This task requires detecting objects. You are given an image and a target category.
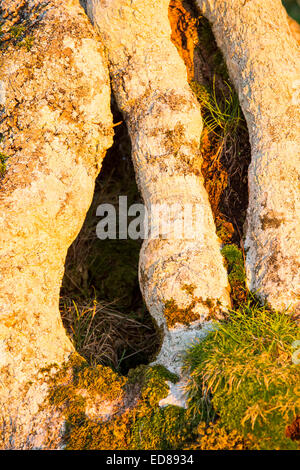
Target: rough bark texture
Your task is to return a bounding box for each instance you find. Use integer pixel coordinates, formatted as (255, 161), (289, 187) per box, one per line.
(85, 0), (231, 383)
(0, 0), (113, 448)
(197, 0), (300, 313)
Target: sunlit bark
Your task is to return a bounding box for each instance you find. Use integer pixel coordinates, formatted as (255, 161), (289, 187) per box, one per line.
(86, 0), (231, 386)
(197, 0), (300, 313)
(0, 0), (113, 448)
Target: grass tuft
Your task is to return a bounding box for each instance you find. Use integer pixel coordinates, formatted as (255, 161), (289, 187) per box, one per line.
(190, 78), (241, 140)
(183, 302), (300, 449)
(221, 244), (247, 305)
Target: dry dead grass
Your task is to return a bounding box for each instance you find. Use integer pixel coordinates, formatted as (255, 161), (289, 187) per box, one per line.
(60, 297), (158, 372)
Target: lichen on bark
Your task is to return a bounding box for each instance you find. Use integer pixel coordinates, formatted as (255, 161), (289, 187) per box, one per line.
(196, 0), (300, 314)
(85, 0), (231, 387)
(0, 0), (299, 450)
(0, 0), (113, 448)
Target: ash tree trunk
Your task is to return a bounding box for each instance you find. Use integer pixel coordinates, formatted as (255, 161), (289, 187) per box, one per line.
(196, 0), (300, 314)
(0, 0), (113, 448)
(0, 0), (299, 449)
(85, 0), (231, 388)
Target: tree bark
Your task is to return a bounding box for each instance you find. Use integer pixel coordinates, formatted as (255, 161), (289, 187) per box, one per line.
(0, 0), (113, 448)
(85, 0), (231, 383)
(1, 0), (298, 448)
(197, 0), (300, 314)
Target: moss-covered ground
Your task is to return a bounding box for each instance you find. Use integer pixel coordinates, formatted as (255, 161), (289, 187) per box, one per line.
(46, 299), (300, 450)
(183, 301), (300, 450)
(47, 355), (199, 450)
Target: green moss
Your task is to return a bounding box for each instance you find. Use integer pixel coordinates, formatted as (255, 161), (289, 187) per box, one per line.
(48, 355), (125, 406)
(134, 364), (179, 386)
(9, 24), (26, 40)
(221, 244), (247, 305)
(130, 403), (194, 450)
(188, 422), (250, 450)
(46, 358), (198, 450)
(75, 364), (126, 400)
(183, 303), (300, 450)
(18, 35), (34, 51)
(0, 23), (35, 51)
(128, 366), (198, 450)
(221, 244), (245, 280)
(0, 152), (9, 176)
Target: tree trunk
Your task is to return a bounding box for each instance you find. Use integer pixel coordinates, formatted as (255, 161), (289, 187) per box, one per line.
(1, 0), (299, 449)
(0, 0), (113, 448)
(197, 0), (300, 313)
(85, 0), (231, 384)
